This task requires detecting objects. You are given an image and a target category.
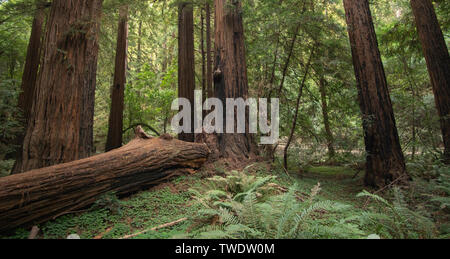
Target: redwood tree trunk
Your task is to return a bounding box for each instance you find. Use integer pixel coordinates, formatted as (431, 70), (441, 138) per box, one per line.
(105, 5), (128, 152)
(319, 77), (335, 159)
(206, 3), (213, 99)
(18, 1), (46, 124)
(178, 2), (195, 142)
(410, 0), (450, 164)
(10, 2), (46, 173)
(201, 7), (206, 118)
(15, 0), (103, 173)
(213, 0), (257, 161)
(0, 129), (209, 233)
(343, 0), (409, 188)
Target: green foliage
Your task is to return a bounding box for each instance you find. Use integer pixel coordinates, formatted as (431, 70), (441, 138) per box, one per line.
(357, 188), (437, 239)
(0, 159), (14, 177)
(0, 79), (23, 159)
(186, 170), (367, 239)
(430, 167), (450, 211)
(92, 192), (123, 215)
(1, 0), (449, 240)
(21, 185), (200, 239)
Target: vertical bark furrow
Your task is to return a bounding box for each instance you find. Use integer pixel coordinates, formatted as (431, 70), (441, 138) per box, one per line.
(343, 0), (409, 187)
(410, 0), (450, 164)
(16, 0), (103, 172)
(213, 0), (257, 161)
(106, 5), (128, 152)
(178, 2), (195, 142)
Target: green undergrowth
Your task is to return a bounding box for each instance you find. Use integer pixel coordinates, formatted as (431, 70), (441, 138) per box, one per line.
(2, 158), (448, 239)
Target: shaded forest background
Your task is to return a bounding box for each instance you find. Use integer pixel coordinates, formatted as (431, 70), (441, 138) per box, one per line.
(0, 0), (449, 239)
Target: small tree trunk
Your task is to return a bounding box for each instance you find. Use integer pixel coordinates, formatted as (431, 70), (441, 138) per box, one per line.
(137, 20), (142, 73)
(319, 77), (335, 159)
(343, 0), (409, 188)
(206, 3), (213, 98)
(105, 5), (128, 152)
(201, 7), (206, 118)
(283, 48), (314, 171)
(15, 0), (103, 173)
(410, 0), (450, 164)
(277, 23), (301, 95)
(178, 2), (195, 142)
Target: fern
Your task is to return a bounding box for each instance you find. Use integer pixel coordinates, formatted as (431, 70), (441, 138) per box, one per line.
(356, 188), (437, 239)
(185, 170), (367, 239)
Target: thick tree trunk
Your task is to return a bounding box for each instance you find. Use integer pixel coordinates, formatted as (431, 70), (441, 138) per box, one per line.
(10, 2), (46, 172)
(206, 3), (213, 99)
(14, 0), (103, 173)
(319, 77), (335, 159)
(212, 0), (257, 162)
(178, 2), (195, 142)
(343, 0), (409, 188)
(410, 0), (450, 164)
(0, 128), (209, 233)
(105, 5), (128, 152)
(18, 1), (46, 124)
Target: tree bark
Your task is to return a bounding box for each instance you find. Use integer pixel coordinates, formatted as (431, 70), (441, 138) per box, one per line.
(14, 0), (103, 173)
(10, 1), (47, 173)
(206, 3), (213, 99)
(105, 5), (128, 152)
(18, 1), (46, 124)
(0, 128), (209, 233)
(201, 7), (206, 118)
(343, 0), (409, 188)
(178, 2), (195, 142)
(410, 0), (450, 164)
(319, 77), (335, 159)
(213, 0), (257, 161)
(137, 20), (142, 73)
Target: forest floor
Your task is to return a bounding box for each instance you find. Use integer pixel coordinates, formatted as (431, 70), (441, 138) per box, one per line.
(1, 158), (449, 239)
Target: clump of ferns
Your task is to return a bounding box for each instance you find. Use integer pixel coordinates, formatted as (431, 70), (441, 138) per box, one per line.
(356, 187), (437, 239)
(187, 170), (366, 239)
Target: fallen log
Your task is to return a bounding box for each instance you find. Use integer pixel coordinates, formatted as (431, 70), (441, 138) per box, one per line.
(0, 127), (209, 233)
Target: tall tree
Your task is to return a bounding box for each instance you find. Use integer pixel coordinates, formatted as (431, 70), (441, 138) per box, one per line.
(18, 1), (47, 124)
(213, 0), (257, 160)
(200, 7), (206, 115)
(105, 5), (128, 152)
(410, 0), (450, 164)
(10, 1), (47, 173)
(343, 0), (409, 188)
(178, 2), (195, 142)
(318, 76), (335, 159)
(206, 2), (213, 98)
(14, 0), (103, 173)
(283, 48), (315, 170)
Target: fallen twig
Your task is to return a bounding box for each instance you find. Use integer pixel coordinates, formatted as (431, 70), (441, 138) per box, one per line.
(28, 226), (40, 239)
(119, 218), (188, 239)
(93, 227), (113, 239)
(362, 174), (409, 209)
